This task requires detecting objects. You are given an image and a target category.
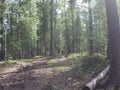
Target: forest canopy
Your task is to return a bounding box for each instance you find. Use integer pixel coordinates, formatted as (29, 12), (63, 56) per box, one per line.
(0, 0), (109, 60)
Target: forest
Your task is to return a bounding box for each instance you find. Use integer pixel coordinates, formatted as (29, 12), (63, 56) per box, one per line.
(0, 0), (120, 90)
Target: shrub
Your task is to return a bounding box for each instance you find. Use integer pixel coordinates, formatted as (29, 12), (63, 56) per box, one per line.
(72, 53), (108, 79)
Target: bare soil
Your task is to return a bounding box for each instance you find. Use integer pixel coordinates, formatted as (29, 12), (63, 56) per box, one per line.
(0, 57), (85, 90)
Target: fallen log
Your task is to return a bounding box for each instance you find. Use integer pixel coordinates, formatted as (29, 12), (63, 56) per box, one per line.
(82, 66), (110, 90)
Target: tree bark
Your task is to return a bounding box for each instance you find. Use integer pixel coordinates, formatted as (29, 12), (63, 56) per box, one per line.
(64, 0), (70, 55)
(88, 0), (94, 55)
(104, 0), (120, 90)
(0, 0), (5, 61)
(50, 0), (55, 57)
(69, 0), (75, 53)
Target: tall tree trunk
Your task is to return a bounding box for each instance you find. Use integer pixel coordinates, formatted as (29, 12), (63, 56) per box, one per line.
(54, 0), (58, 55)
(50, 0), (55, 57)
(88, 0), (94, 55)
(36, 33), (38, 55)
(4, 29), (7, 61)
(104, 0), (120, 90)
(70, 0), (75, 53)
(64, 0), (71, 55)
(0, 0), (5, 61)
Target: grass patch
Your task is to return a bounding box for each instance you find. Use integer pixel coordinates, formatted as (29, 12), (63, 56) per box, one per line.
(8, 58), (33, 63)
(67, 53), (80, 59)
(0, 58), (33, 68)
(67, 52), (88, 59)
(34, 56), (43, 59)
(54, 66), (70, 71)
(47, 59), (58, 67)
(0, 61), (16, 68)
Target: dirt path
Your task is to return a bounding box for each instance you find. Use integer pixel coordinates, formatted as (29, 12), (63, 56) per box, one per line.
(0, 57), (83, 90)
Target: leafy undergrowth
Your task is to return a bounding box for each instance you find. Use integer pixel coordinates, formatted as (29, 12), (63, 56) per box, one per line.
(72, 53), (108, 80)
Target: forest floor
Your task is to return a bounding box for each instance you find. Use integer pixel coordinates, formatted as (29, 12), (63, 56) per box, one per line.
(0, 56), (90, 90)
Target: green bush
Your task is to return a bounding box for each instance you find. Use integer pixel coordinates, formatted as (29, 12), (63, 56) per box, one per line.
(72, 53), (108, 79)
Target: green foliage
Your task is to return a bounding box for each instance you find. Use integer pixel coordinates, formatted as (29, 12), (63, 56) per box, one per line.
(0, 3), (6, 12)
(37, 0), (50, 55)
(67, 53), (80, 59)
(6, 0), (38, 59)
(0, 61), (16, 68)
(1, 0), (108, 60)
(0, 58), (34, 68)
(34, 56), (43, 59)
(72, 53), (108, 79)
(48, 59), (58, 67)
